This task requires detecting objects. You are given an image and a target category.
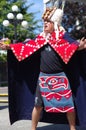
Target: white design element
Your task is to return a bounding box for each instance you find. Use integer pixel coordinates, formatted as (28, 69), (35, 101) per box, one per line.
(41, 90), (71, 98)
(46, 106), (74, 113)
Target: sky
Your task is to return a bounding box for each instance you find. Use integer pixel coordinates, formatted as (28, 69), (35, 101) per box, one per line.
(26, 0), (44, 33)
(27, 0), (43, 20)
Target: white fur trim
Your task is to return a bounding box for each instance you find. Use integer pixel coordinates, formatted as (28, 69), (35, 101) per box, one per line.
(50, 9), (63, 25)
(43, 0), (50, 4)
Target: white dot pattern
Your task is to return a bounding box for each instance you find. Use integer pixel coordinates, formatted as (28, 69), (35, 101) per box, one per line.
(10, 31), (78, 63)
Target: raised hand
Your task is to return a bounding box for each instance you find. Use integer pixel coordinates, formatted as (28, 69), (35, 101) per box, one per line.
(0, 39), (10, 50)
(78, 37), (86, 50)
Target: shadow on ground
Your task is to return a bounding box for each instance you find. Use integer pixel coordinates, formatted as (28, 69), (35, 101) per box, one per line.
(0, 105), (8, 110)
(37, 124), (86, 130)
(3, 120), (86, 130)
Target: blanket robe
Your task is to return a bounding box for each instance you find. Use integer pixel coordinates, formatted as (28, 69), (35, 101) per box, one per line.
(7, 30), (86, 127)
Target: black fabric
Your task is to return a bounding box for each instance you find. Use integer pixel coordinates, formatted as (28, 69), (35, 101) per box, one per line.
(40, 44), (65, 73)
(7, 49), (86, 127)
(7, 50), (40, 124)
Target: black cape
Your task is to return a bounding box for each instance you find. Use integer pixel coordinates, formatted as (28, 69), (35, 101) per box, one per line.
(7, 49), (86, 127)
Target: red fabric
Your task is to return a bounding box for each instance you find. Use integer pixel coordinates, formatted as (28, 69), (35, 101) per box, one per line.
(45, 106), (74, 113)
(41, 90), (72, 101)
(51, 42), (78, 64)
(10, 31), (78, 64)
(10, 40), (38, 61)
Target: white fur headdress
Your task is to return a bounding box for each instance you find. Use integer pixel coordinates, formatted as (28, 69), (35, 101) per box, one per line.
(42, 0), (65, 39)
(42, 0), (65, 26)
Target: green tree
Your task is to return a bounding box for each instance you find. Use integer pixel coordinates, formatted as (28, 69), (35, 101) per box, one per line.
(0, 0), (41, 42)
(0, 0), (42, 62)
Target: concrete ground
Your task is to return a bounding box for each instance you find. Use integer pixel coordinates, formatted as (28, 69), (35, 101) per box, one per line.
(0, 87), (86, 130)
(0, 104), (86, 130)
(0, 103), (52, 130)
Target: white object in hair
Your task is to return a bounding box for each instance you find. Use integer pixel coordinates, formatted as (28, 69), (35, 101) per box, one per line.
(50, 9), (63, 25)
(43, 0), (50, 3)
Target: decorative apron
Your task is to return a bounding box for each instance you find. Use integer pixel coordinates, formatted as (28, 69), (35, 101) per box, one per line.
(39, 72), (74, 113)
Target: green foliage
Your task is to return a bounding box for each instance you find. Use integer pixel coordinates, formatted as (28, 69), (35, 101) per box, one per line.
(0, 0), (42, 62)
(0, 52), (7, 62)
(0, 0), (41, 42)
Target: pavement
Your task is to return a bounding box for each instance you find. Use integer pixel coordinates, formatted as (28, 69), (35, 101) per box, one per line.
(0, 103), (66, 130)
(1, 104), (86, 130)
(0, 104), (71, 130)
(0, 87), (86, 130)
(0, 87), (8, 103)
(0, 103), (52, 130)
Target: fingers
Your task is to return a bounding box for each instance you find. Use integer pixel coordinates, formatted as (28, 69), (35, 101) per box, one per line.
(78, 37), (86, 50)
(81, 37), (86, 41)
(0, 44), (6, 50)
(0, 38), (10, 49)
(83, 38), (86, 49)
(81, 38), (86, 44)
(0, 42), (9, 50)
(0, 41), (3, 44)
